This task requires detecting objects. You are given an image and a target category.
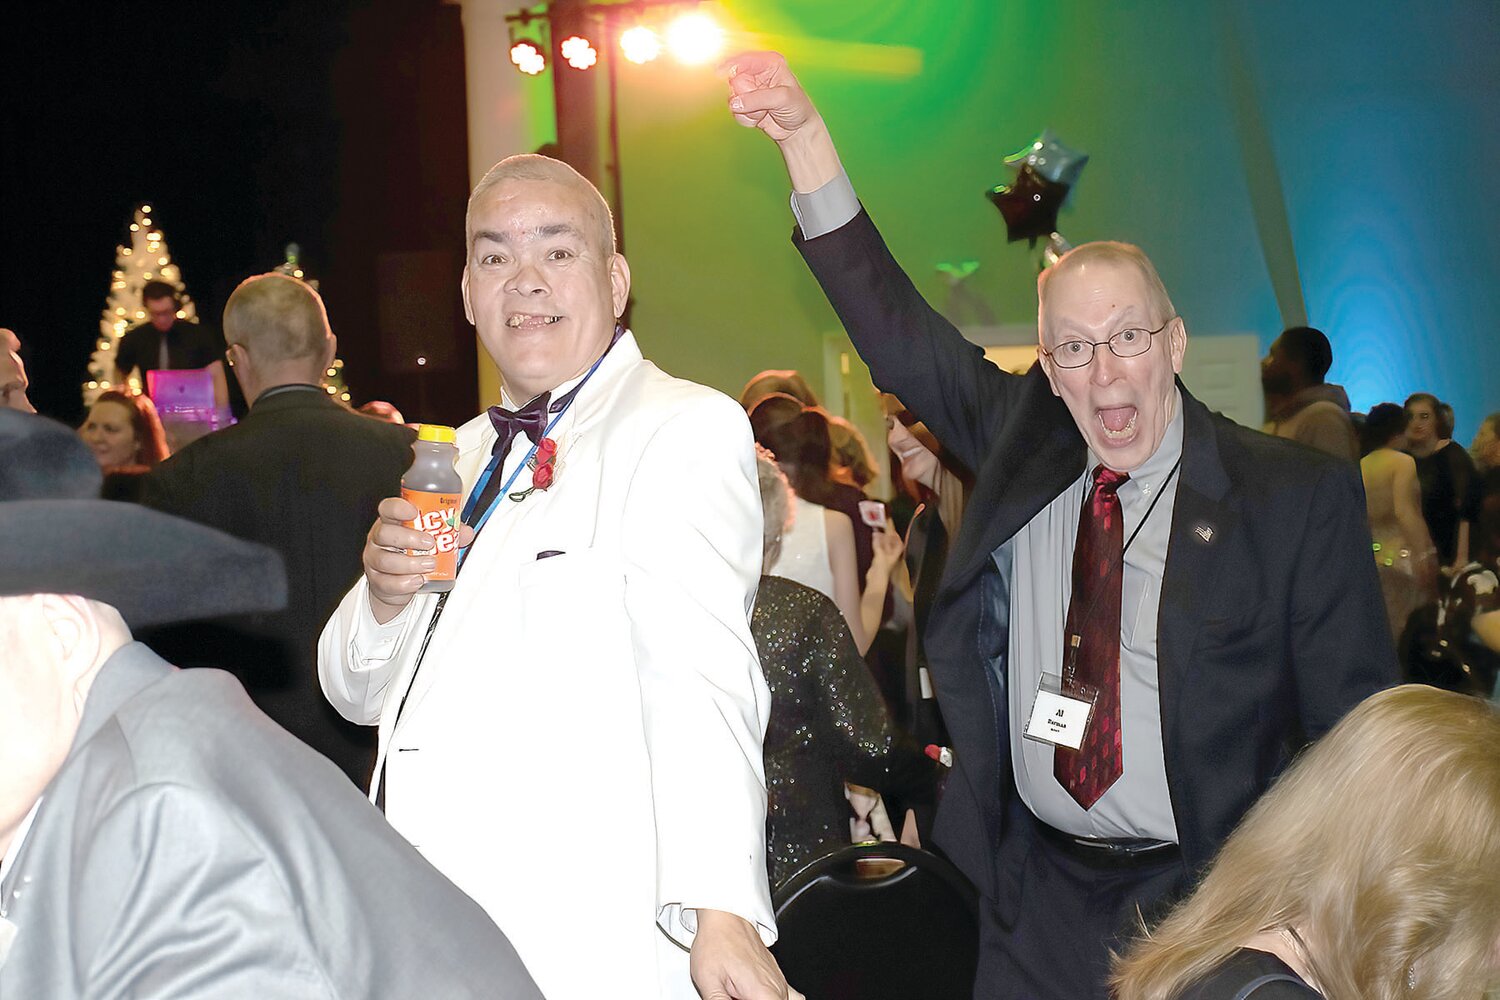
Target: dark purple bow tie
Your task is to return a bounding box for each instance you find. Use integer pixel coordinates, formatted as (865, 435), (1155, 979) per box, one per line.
(487, 392), (551, 457)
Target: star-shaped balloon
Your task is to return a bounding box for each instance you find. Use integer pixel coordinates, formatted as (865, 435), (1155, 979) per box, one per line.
(1004, 129), (1089, 188)
(987, 164), (1069, 245)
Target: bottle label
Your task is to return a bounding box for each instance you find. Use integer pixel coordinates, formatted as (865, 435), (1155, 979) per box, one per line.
(402, 488), (462, 582)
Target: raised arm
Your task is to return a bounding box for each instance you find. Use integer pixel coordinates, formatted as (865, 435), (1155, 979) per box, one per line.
(724, 51), (1019, 474)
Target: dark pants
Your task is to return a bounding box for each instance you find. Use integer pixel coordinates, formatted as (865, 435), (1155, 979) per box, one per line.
(975, 817), (1188, 1000)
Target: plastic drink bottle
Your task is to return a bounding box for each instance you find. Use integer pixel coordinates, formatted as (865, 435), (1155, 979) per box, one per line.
(401, 424), (462, 593)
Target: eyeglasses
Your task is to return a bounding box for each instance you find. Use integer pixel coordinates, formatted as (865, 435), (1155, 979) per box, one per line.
(1040, 317), (1176, 370)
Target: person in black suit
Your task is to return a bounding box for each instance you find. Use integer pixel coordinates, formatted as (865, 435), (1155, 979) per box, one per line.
(725, 53), (1397, 1000)
(143, 273), (414, 787)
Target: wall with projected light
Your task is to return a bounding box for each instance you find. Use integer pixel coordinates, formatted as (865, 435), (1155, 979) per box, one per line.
(508, 0), (1498, 439)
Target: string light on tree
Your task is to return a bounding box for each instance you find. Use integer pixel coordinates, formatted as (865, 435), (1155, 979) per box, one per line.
(86, 204), (198, 405)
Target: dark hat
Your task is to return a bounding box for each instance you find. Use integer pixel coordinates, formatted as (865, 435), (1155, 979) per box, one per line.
(0, 408), (102, 500)
(0, 411), (287, 627)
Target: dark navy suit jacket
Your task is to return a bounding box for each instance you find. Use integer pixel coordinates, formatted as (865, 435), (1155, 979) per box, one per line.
(796, 210), (1397, 920)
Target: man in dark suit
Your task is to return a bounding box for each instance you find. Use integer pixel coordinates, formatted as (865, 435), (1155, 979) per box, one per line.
(114, 279), (229, 407)
(0, 409), (541, 999)
(726, 54), (1397, 999)
(144, 273), (414, 787)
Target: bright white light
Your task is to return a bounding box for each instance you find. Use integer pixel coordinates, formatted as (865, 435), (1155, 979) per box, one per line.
(510, 40), (546, 75)
(560, 35), (597, 70)
(619, 25), (661, 64)
(665, 12), (724, 66)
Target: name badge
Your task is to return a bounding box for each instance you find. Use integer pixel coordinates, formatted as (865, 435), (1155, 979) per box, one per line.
(1023, 672), (1096, 750)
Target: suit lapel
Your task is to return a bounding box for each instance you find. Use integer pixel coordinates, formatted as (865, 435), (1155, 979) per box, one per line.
(389, 339), (643, 733)
(925, 368), (1083, 826)
(943, 368), (1084, 595)
(1155, 388), (1234, 788)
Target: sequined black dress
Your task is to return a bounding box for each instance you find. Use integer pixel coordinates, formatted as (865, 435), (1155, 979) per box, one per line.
(753, 575), (937, 889)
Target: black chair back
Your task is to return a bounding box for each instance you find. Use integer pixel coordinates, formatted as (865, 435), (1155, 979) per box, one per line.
(771, 843), (979, 1000)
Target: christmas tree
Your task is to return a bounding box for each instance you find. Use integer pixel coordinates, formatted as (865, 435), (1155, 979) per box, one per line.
(86, 204), (199, 405)
(272, 243), (352, 406)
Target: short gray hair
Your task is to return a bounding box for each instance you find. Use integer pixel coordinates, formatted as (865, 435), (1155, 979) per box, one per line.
(223, 273), (330, 365)
(754, 445), (794, 567)
(465, 154), (615, 257)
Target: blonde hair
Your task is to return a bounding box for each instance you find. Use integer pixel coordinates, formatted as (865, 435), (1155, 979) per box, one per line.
(466, 154), (615, 257)
(1113, 685), (1500, 1000)
(740, 369), (819, 411)
(1037, 241), (1176, 339)
(827, 416), (877, 488)
(223, 273), (330, 365)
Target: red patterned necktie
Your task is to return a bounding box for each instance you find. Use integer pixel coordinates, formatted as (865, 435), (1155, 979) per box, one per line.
(1055, 465), (1129, 809)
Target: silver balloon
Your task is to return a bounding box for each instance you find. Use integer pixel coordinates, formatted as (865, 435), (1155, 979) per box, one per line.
(1005, 129), (1089, 188)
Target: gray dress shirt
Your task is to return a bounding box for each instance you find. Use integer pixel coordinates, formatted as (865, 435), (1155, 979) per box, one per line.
(1005, 402), (1183, 840)
(794, 172), (1182, 840)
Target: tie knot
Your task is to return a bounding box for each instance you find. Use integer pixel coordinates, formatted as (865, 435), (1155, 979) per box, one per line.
(1092, 465), (1129, 494)
(487, 392), (551, 456)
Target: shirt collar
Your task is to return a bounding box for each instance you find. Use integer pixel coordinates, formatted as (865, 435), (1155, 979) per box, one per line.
(1086, 387), (1185, 500)
(252, 383), (325, 407)
(498, 367), (589, 413)
(1, 798), (41, 883)
(496, 324), (626, 411)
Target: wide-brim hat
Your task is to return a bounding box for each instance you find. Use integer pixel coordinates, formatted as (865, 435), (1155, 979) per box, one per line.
(0, 411), (287, 627)
(0, 406), (102, 500)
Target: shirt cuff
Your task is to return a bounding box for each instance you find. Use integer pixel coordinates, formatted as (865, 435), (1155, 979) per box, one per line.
(349, 592), (416, 666)
(790, 168), (860, 240)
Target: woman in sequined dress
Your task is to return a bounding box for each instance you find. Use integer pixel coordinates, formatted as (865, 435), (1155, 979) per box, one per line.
(751, 448), (938, 888)
(1360, 404), (1437, 642)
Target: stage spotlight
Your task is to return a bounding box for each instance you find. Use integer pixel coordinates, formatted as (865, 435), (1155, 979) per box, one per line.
(665, 11), (724, 66)
(560, 35), (598, 70)
(619, 25), (661, 64)
(510, 39), (546, 75)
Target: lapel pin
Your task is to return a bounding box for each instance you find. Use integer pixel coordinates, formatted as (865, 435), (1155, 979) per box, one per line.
(1194, 523), (1215, 543)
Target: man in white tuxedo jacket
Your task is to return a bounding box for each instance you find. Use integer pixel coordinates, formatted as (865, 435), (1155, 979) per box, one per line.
(318, 155), (790, 1000)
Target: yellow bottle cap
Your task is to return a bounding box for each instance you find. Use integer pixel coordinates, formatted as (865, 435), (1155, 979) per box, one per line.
(416, 423), (457, 444)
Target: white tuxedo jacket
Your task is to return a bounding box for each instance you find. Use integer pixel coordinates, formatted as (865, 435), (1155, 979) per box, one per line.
(318, 333), (775, 999)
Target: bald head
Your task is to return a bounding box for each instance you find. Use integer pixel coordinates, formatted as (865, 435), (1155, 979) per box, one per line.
(466, 154), (615, 258)
(1037, 241), (1175, 342)
(224, 273), (333, 367)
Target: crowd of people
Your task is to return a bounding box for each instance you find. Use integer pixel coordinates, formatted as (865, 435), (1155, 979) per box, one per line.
(1, 50), (1498, 1000)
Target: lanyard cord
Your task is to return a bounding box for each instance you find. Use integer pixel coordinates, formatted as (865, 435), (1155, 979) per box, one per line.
(1062, 457), (1182, 687)
(460, 347), (610, 550)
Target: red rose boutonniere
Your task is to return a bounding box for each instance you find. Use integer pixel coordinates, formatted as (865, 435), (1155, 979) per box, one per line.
(509, 437), (559, 502)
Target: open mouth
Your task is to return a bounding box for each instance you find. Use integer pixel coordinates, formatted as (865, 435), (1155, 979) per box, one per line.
(1096, 405), (1138, 443)
(506, 314), (562, 329)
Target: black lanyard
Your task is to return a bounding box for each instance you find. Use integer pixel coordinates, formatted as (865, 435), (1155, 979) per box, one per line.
(1062, 457), (1182, 687)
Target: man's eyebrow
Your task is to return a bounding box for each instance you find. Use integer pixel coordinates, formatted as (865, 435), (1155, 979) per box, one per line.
(473, 223), (584, 245)
(532, 223), (584, 240)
